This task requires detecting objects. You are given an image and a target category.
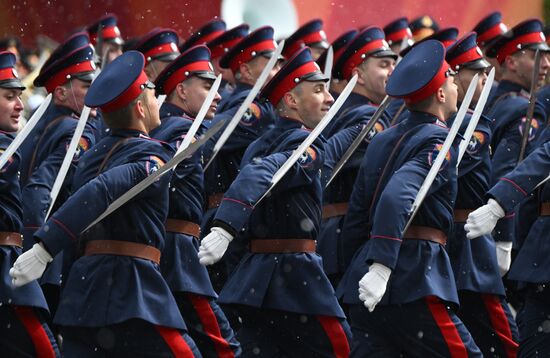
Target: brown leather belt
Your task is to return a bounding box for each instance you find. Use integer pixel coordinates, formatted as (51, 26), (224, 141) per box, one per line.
(84, 240), (161, 265)
(249, 239), (316, 253)
(453, 209), (473, 223)
(165, 219), (201, 238)
(540, 202), (550, 216)
(322, 203), (349, 219)
(0, 232), (23, 248)
(208, 193), (224, 210)
(403, 226), (447, 246)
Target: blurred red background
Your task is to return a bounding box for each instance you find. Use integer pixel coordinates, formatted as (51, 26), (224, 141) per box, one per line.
(0, 0), (543, 46)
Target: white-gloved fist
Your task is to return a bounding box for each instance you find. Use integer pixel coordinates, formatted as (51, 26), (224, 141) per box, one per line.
(358, 262), (392, 312)
(9, 243), (52, 287)
(464, 199), (505, 239)
(198, 227), (234, 266)
(495, 241), (513, 277)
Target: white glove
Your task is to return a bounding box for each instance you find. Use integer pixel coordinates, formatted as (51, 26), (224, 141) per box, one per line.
(198, 227), (234, 266)
(464, 199), (505, 239)
(9, 243), (53, 287)
(358, 262), (392, 312)
(495, 241), (513, 277)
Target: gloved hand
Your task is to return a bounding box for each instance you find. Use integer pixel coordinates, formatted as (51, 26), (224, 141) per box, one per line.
(10, 243), (52, 287)
(358, 262), (392, 312)
(198, 227), (234, 266)
(465, 199), (505, 239)
(495, 241), (513, 277)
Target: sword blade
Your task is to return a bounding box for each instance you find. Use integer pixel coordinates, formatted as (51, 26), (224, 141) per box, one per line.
(456, 68), (495, 165)
(45, 106), (91, 219)
(203, 40), (285, 170)
(324, 46), (334, 89)
(518, 49), (541, 163)
(83, 119), (226, 232)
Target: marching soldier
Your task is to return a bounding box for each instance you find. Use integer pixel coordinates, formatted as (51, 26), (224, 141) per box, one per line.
(134, 27), (180, 82)
(20, 39), (98, 327)
(446, 32), (519, 357)
(318, 26), (397, 285)
(383, 17), (413, 54)
(338, 40), (481, 356)
(11, 51), (201, 356)
(473, 11), (508, 82)
(0, 51), (60, 357)
(151, 45), (241, 357)
(198, 47), (351, 356)
(483, 19), (550, 281)
(200, 26), (281, 289)
(465, 133), (550, 356)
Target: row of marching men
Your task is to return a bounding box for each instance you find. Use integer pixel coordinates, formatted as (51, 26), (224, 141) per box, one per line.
(1, 9), (550, 357)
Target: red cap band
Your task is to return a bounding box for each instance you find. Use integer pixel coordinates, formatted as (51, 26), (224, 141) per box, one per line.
(229, 39), (276, 73)
(496, 32), (545, 64)
(386, 28), (412, 44)
(477, 23), (505, 45)
(343, 39), (387, 80)
(441, 39), (456, 48)
(0, 67), (18, 82)
(44, 60), (96, 93)
(268, 61), (321, 105)
(210, 37), (243, 59)
(90, 25), (121, 45)
(404, 61), (449, 104)
(448, 46), (483, 69)
(196, 30), (225, 45)
(163, 61), (213, 95)
(101, 71), (148, 112)
(143, 43), (179, 62)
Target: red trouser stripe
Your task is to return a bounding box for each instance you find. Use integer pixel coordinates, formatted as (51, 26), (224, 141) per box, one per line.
(481, 294), (518, 358)
(154, 325), (195, 357)
(426, 297), (468, 358)
(187, 293), (235, 358)
(317, 315), (350, 358)
(12, 306), (56, 358)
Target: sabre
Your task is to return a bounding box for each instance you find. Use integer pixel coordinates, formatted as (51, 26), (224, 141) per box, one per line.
(518, 49), (541, 163)
(157, 94), (167, 108)
(402, 73), (479, 233)
(175, 75), (222, 157)
(456, 68), (495, 165)
(324, 95), (392, 188)
(45, 106), (91, 219)
(254, 74), (358, 206)
(324, 46), (333, 89)
(83, 119), (226, 231)
(0, 93), (52, 169)
(203, 40), (285, 170)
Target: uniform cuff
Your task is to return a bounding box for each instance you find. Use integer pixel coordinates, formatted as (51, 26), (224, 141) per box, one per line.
(364, 235), (402, 270)
(34, 218), (77, 256)
(213, 197), (254, 233)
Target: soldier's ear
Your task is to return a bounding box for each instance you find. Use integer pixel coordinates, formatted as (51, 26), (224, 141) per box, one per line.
(352, 66), (365, 85)
(54, 86), (67, 102)
(283, 91), (298, 110)
(134, 98), (147, 119)
(176, 82), (187, 101)
(239, 62), (252, 81)
(436, 86), (446, 103)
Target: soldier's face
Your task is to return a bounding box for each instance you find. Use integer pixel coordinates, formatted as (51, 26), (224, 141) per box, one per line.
(144, 59), (170, 82)
(0, 88), (23, 132)
(61, 79), (92, 116)
(511, 49), (550, 89)
(456, 68), (488, 105)
(103, 43), (123, 64)
(309, 47), (325, 61)
(179, 77), (221, 119)
(442, 75), (458, 116)
(294, 80), (334, 128)
(143, 88), (161, 131)
(247, 56), (281, 83)
(356, 57), (395, 104)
